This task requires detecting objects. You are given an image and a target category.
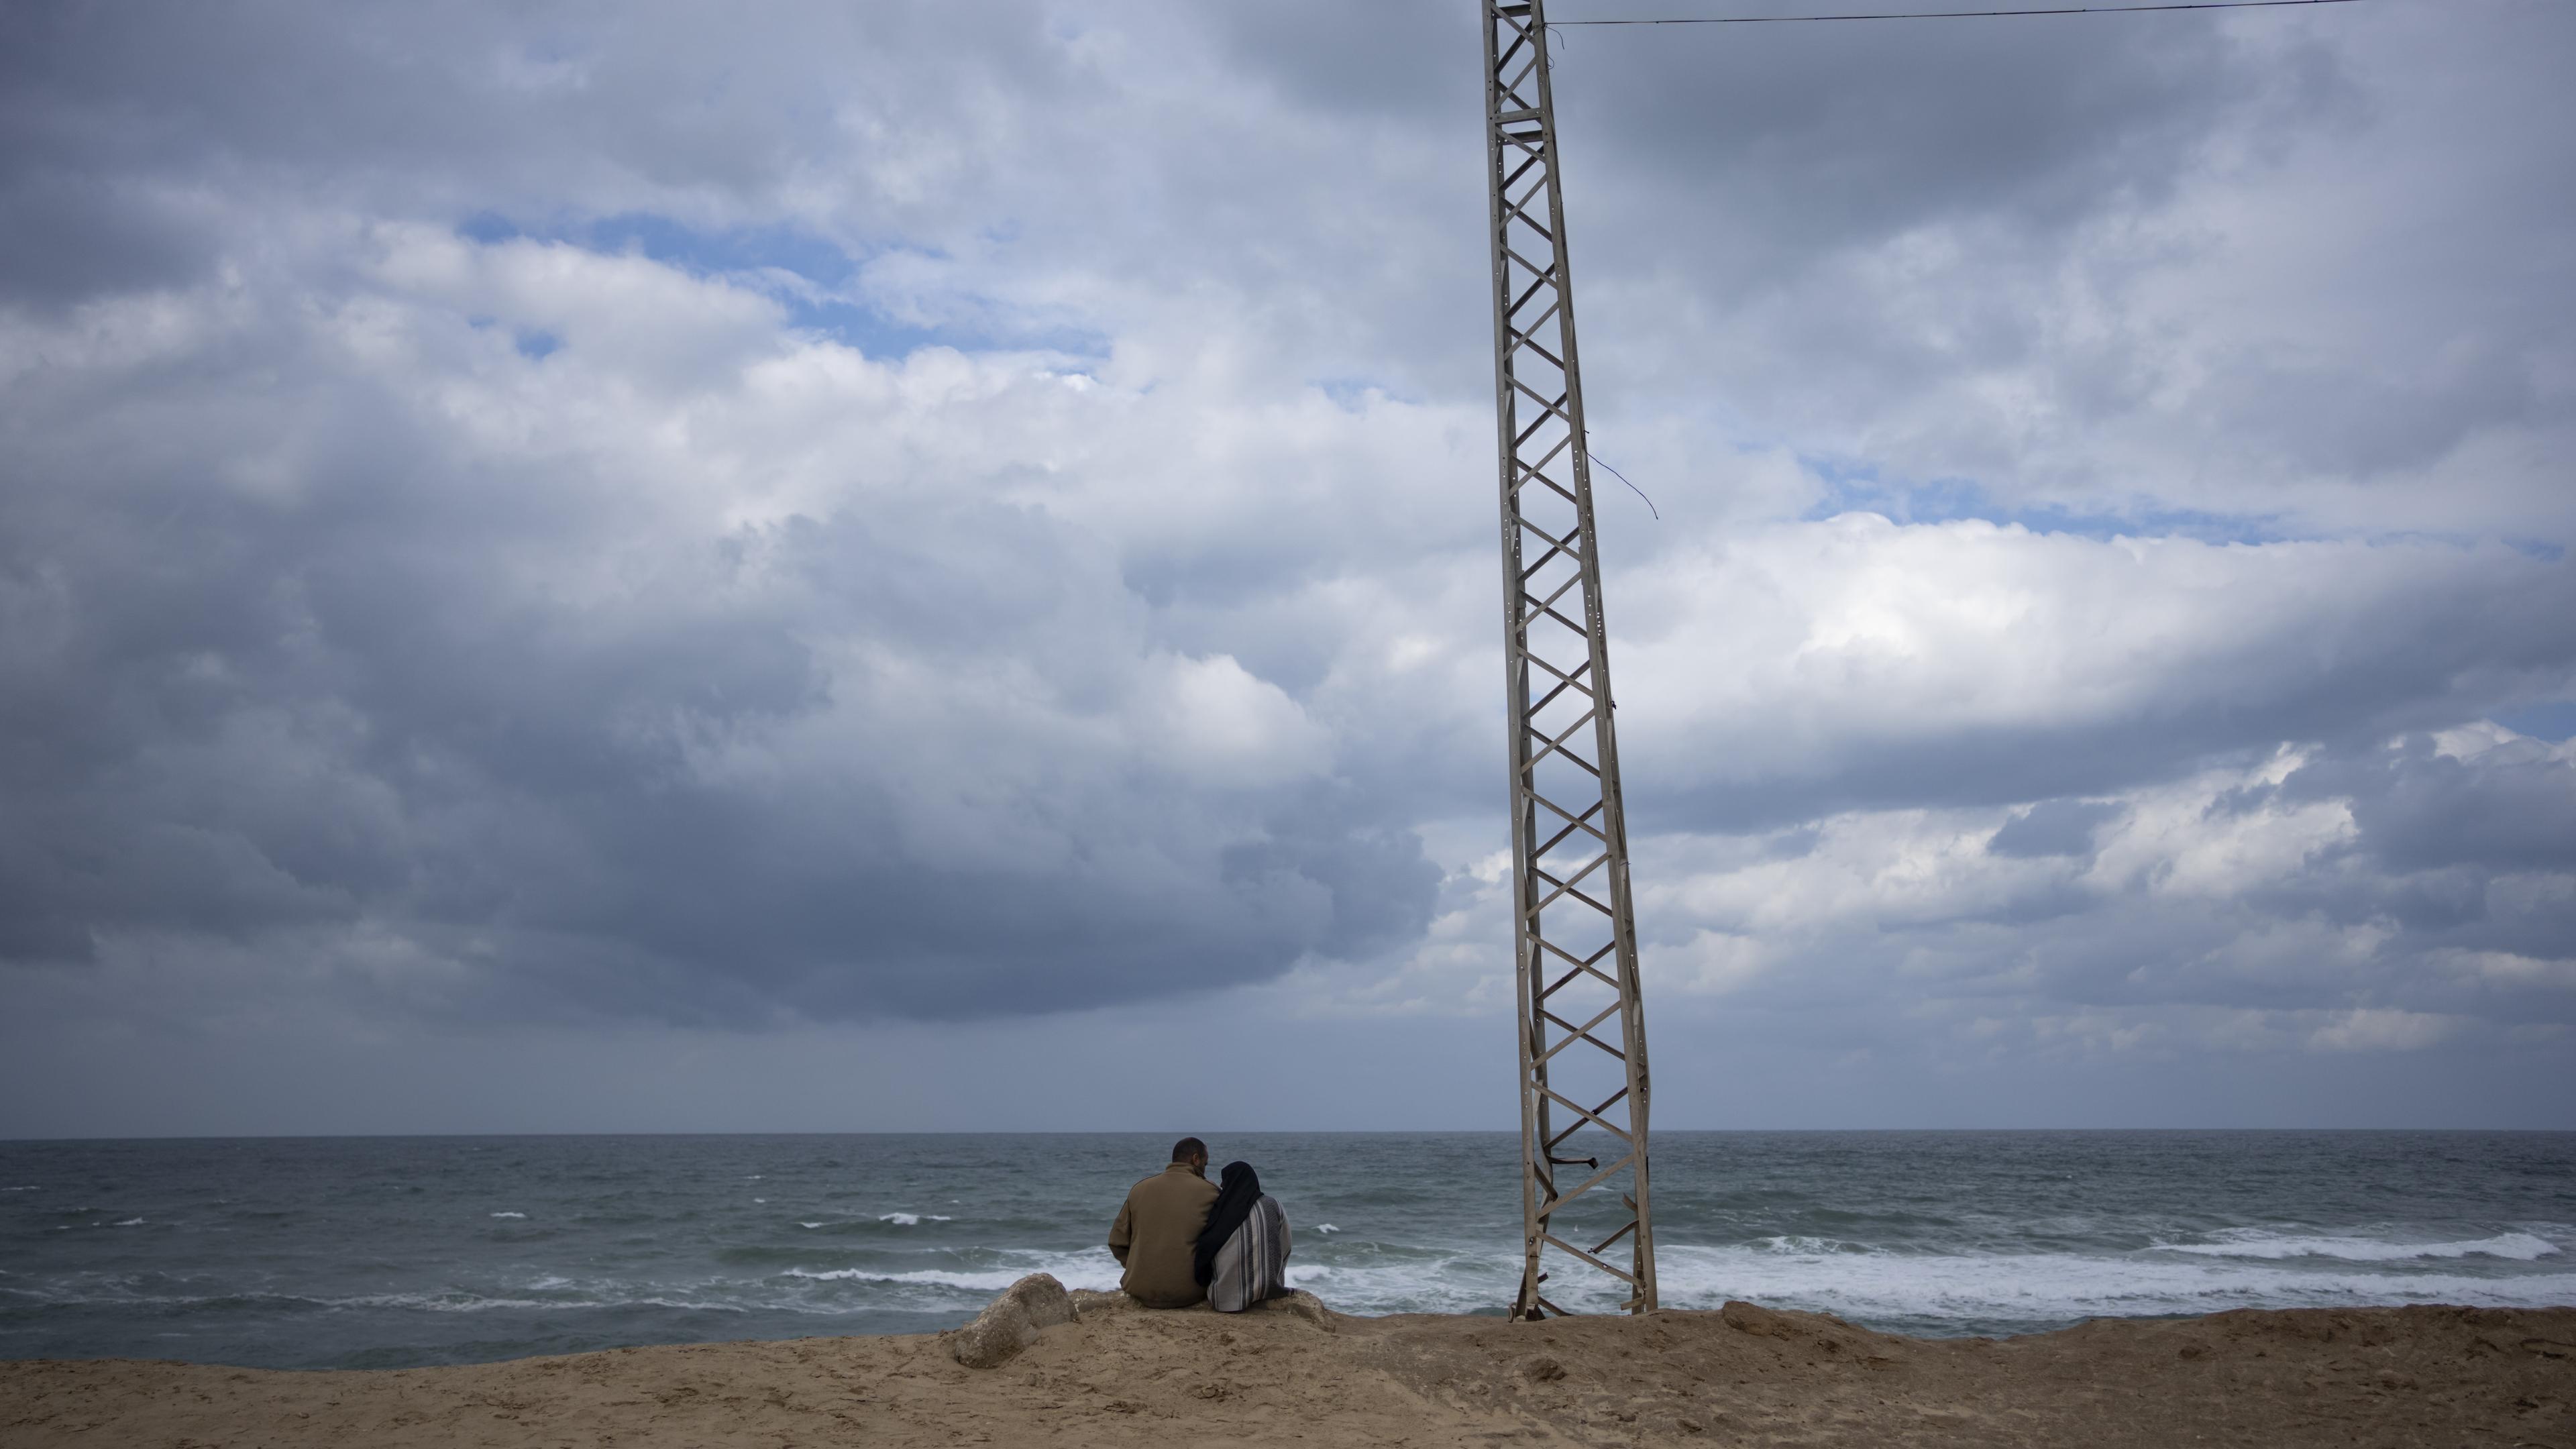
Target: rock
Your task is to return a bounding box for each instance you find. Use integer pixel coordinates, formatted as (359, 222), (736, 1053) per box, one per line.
(943, 1273), (1077, 1369)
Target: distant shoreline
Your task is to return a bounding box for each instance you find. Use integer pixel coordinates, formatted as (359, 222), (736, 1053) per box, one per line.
(6, 1297), (2571, 1447)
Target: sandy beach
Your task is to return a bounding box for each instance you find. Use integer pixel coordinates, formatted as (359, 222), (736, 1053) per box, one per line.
(5, 1291), (2569, 1448)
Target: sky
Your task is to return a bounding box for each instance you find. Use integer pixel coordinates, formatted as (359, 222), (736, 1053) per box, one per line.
(1, 0), (2571, 1136)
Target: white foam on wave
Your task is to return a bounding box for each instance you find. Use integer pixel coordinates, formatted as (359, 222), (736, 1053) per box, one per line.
(111, 1218), (144, 1228)
(341, 1291), (749, 1316)
(489, 1212), (527, 1220)
(2155, 1230), (2560, 1263)
(1635, 1240), (2576, 1327)
(1316, 1224), (1340, 1234)
(1753, 1234), (1863, 1256)
(1267, 1227), (2576, 1324)
(1, 1186), (39, 1192)
(877, 1212), (954, 1226)
(1286, 1254), (1515, 1316)
(782, 1252), (1122, 1297)
(799, 1222), (825, 1230)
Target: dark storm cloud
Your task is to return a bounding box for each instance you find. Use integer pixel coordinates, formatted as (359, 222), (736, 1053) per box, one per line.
(0, 250), (1438, 1022)
(0, 173), (211, 311)
(0, 453), (1440, 1023)
(1190, 0), (2328, 410)
(1516, 3), (2575, 533)
(2266, 736), (2576, 973)
(2288, 734), (2576, 874)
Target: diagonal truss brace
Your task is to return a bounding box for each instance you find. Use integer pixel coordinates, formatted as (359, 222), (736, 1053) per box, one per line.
(1482, 0), (1657, 1321)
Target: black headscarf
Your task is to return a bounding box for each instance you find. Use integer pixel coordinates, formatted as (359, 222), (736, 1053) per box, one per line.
(1193, 1160), (1263, 1287)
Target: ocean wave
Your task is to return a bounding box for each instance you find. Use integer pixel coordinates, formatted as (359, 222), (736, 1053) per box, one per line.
(489, 1212), (527, 1220)
(765, 1217), (956, 1238)
(111, 1218), (145, 1228)
(1275, 1232), (2576, 1325)
(1750, 1234), (1868, 1256)
(339, 1291), (752, 1316)
(1638, 1241), (2576, 1330)
(781, 1253), (1123, 1296)
(2153, 1230), (2561, 1263)
(0, 1283), (774, 1317)
(17, 1245), (2567, 1339)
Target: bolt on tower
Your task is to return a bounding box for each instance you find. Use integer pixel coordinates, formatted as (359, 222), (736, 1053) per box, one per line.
(1481, 0), (1658, 1318)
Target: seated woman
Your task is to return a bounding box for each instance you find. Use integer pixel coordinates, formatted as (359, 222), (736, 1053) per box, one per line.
(1193, 1160), (1291, 1312)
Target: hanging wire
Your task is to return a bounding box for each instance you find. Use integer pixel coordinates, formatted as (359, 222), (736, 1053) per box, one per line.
(1589, 452), (1660, 519)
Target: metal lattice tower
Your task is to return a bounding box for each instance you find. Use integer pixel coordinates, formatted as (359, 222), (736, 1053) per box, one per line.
(1483, 0), (1657, 1318)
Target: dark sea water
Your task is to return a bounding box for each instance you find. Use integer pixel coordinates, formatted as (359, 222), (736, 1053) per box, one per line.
(3, 1131), (2569, 1370)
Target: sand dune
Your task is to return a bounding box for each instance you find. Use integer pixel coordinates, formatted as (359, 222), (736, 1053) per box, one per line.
(4, 1292), (2569, 1446)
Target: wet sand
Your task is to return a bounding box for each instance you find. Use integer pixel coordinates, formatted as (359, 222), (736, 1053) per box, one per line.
(4, 1294), (2569, 1447)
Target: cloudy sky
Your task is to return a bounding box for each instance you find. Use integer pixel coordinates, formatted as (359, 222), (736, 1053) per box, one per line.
(3, 0), (2571, 1136)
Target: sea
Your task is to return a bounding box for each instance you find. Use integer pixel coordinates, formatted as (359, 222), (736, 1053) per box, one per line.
(3, 1131), (2570, 1371)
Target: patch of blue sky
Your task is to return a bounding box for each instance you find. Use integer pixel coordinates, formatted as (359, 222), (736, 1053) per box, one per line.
(456, 211), (523, 247)
(1314, 377), (1421, 411)
(1801, 460), (2289, 545)
(451, 210), (1104, 362)
(458, 209), (861, 286)
(586, 212), (863, 288)
(772, 293), (1106, 362)
(461, 311), (559, 360)
(2492, 699), (2576, 743)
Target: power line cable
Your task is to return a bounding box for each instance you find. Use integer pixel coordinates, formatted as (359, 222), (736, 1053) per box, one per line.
(1589, 451), (1660, 519)
(1552, 0), (2364, 25)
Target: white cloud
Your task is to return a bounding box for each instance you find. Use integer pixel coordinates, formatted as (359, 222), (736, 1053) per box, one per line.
(2307, 1008), (2462, 1054)
(1615, 519), (2575, 813)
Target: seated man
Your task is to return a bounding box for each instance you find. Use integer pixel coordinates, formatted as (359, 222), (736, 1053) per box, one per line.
(1107, 1136), (1220, 1308)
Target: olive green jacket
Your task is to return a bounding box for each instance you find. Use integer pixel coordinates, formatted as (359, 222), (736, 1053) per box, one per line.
(1107, 1163), (1218, 1308)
